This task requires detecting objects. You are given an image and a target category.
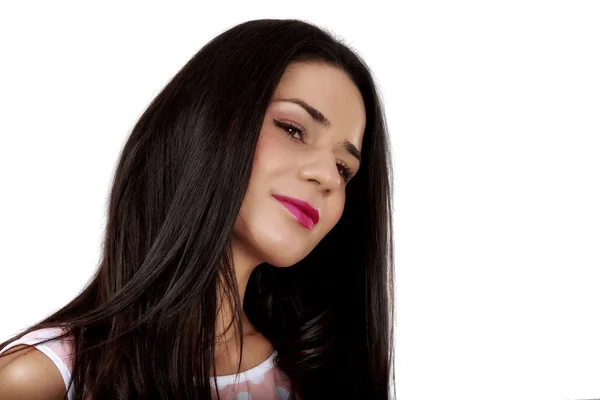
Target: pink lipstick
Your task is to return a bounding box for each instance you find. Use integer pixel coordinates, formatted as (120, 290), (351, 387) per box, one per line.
(272, 194), (319, 230)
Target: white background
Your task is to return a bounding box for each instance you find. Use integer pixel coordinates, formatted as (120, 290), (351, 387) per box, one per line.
(1, 1), (599, 399)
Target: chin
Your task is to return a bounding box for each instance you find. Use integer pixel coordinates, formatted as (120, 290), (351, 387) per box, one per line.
(262, 248), (308, 268)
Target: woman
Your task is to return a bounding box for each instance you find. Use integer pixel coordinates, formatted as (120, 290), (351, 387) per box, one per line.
(0, 19), (395, 399)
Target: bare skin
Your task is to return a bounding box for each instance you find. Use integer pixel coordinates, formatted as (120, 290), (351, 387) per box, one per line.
(0, 344), (66, 399)
(0, 61), (366, 396)
(214, 60), (366, 376)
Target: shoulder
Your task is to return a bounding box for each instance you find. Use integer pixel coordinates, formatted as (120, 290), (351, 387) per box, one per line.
(0, 344), (66, 400)
(0, 327), (74, 399)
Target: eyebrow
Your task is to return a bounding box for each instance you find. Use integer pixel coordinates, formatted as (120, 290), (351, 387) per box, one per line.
(273, 97), (362, 163)
(274, 98), (331, 128)
(342, 139), (362, 163)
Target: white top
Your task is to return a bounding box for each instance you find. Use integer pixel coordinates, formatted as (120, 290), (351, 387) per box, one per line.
(0, 328), (289, 399)
(209, 349), (278, 389)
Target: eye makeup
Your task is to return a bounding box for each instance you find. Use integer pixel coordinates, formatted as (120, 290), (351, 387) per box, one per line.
(272, 118), (355, 183)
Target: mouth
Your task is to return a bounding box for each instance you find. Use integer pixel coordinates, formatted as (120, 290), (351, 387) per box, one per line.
(272, 194), (320, 230)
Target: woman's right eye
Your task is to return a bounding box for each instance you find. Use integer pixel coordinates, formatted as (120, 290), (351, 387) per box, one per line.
(273, 119), (307, 143)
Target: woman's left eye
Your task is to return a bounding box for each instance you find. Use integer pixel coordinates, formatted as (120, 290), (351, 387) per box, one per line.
(273, 119), (306, 142)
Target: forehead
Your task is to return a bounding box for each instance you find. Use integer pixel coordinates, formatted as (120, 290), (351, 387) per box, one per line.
(272, 61), (366, 151)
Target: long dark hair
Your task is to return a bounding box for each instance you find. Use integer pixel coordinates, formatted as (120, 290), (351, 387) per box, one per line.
(0, 19), (395, 399)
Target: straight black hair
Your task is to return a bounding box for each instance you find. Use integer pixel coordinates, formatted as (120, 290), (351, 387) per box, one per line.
(0, 19), (395, 399)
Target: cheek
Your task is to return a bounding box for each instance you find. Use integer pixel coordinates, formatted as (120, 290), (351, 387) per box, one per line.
(252, 129), (285, 174)
(234, 123), (348, 265)
(249, 126), (301, 194)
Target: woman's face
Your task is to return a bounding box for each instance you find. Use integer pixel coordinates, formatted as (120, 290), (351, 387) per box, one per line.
(232, 61), (366, 267)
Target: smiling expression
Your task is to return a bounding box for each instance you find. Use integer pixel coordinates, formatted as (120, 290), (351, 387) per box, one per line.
(232, 60), (367, 267)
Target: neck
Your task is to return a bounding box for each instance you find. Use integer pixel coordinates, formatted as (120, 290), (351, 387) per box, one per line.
(214, 236), (261, 344)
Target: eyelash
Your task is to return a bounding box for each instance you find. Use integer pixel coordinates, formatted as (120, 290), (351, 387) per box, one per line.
(273, 119), (354, 183)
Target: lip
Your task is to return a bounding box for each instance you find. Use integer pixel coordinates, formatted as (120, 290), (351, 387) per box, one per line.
(272, 194), (320, 229)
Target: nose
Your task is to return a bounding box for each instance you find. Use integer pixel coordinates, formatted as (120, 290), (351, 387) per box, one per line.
(297, 149), (343, 192)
